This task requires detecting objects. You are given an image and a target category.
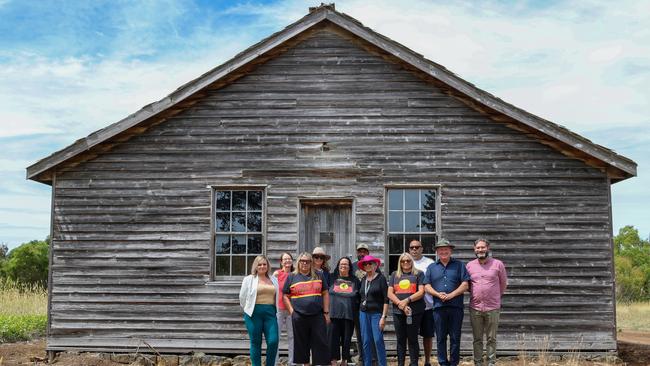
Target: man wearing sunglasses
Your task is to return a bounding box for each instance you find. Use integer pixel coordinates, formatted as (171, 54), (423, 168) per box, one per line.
(409, 240), (435, 366)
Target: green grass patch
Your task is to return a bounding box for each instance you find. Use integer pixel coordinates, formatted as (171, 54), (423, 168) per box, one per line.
(0, 279), (48, 343)
(0, 314), (47, 342)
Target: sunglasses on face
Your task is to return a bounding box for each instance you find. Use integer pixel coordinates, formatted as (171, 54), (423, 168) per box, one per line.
(409, 246), (422, 250)
(400, 260), (412, 263)
(363, 262), (374, 267)
(312, 255), (325, 260)
(299, 260), (311, 264)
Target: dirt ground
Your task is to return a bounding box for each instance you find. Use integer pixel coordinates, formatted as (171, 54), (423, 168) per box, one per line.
(1, 332), (649, 366)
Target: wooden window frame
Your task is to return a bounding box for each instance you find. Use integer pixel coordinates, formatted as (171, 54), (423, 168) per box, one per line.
(209, 185), (267, 281)
(384, 184), (442, 274)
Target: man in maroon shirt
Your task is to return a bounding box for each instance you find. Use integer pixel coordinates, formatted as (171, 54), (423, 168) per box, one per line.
(466, 239), (508, 366)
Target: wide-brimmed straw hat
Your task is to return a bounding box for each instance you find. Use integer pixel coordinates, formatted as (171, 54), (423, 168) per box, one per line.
(357, 255), (381, 269)
(311, 247), (331, 260)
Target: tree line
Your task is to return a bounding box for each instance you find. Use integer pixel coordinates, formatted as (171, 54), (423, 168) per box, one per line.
(1, 228), (648, 301)
(614, 225), (650, 302)
(0, 237), (49, 288)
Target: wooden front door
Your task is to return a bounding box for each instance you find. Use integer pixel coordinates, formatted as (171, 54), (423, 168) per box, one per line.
(299, 200), (353, 261)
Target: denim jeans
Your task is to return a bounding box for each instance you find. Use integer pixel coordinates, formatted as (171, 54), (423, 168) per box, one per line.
(244, 304), (279, 366)
(359, 311), (387, 366)
(469, 308), (500, 366)
(432, 307), (464, 366)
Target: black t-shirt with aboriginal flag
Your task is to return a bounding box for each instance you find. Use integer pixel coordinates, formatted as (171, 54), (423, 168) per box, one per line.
(329, 275), (360, 321)
(283, 272), (325, 316)
(389, 271), (425, 315)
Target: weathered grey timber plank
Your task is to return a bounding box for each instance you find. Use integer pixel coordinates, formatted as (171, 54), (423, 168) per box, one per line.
(45, 28), (618, 354)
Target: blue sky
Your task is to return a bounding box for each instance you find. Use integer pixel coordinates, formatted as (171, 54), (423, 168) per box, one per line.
(1, 0), (648, 249)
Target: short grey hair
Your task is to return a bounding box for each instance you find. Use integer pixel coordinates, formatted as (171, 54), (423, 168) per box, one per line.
(474, 238), (490, 247)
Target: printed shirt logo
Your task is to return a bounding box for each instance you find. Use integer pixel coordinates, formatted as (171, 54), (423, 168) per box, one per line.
(334, 280), (354, 293)
(290, 280), (323, 298)
(394, 277), (417, 294)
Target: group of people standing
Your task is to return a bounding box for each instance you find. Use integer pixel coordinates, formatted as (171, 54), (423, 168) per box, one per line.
(239, 238), (507, 366)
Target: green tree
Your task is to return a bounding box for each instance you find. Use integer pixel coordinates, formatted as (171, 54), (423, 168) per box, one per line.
(3, 239), (49, 287)
(0, 242), (8, 279)
(614, 225), (648, 253)
(614, 226), (650, 301)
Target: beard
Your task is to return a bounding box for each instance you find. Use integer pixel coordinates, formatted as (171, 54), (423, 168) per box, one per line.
(475, 251), (489, 259)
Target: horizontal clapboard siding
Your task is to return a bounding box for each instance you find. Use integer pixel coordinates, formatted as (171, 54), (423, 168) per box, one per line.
(49, 29), (615, 353)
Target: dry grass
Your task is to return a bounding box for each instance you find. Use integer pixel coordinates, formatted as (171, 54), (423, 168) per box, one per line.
(616, 301), (650, 332)
(0, 280), (47, 317)
(0, 280), (48, 342)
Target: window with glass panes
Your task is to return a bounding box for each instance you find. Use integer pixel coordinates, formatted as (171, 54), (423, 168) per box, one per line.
(387, 188), (439, 274)
(214, 189), (264, 276)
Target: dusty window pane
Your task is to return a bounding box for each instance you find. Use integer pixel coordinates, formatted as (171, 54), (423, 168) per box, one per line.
(248, 235), (262, 254)
(421, 212), (436, 232)
(216, 191), (231, 211)
(388, 235), (403, 254)
(232, 256), (246, 276)
(215, 235), (230, 254)
(421, 190), (436, 210)
(216, 213), (230, 232)
(232, 235), (247, 254)
(247, 256), (256, 274)
(388, 189), (403, 210)
(232, 212), (246, 232)
(421, 234), (436, 254)
(388, 255), (400, 275)
(215, 256), (230, 276)
(389, 211), (403, 232)
(232, 191), (246, 211)
(248, 191), (262, 211)
(212, 188), (266, 278)
(405, 212), (419, 232)
(404, 189), (419, 210)
(247, 212), (262, 232)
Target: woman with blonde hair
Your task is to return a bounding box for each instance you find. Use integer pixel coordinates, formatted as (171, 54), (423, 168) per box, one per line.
(240, 255), (280, 366)
(387, 253), (425, 366)
(283, 252), (331, 365)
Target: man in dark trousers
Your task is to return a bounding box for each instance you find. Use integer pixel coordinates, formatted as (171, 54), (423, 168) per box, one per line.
(423, 239), (470, 366)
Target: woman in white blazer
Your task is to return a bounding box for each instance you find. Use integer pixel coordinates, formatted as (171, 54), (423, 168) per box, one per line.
(240, 255), (280, 366)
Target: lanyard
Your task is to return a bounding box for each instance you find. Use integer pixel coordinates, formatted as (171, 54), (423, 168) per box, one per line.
(364, 273), (376, 299)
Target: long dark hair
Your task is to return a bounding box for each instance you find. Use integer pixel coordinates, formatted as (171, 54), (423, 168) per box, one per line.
(280, 252), (295, 272)
(332, 256), (353, 280)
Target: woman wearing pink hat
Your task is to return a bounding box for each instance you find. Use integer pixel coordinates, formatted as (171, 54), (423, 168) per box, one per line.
(357, 255), (389, 366)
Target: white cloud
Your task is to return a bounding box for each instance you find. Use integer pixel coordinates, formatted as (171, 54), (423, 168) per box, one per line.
(1, 0), (648, 245)
(327, 0), (650, 130)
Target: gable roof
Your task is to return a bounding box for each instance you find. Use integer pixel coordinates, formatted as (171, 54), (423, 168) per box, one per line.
(27, 4), (636, 184)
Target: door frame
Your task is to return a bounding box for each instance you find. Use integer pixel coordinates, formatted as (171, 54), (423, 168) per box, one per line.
(297, 196), (356, 258)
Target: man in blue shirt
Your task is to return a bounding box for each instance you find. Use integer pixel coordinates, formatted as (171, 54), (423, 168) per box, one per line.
(424, 238), (470, 366)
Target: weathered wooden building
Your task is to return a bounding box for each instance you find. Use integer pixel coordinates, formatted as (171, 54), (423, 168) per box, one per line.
(27, 4), (636, 355)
